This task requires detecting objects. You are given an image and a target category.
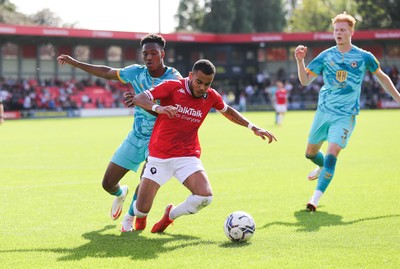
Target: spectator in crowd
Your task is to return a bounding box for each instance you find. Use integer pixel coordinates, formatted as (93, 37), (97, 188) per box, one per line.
(256, 71), (265, 88)
(244, 82), (255, 104)
(22, 95), (32, 110)
(389, 65), (399, 86)
(265, 82), (278, 123)
(238, 92), (247, 112)
(0, 95), (4, 124)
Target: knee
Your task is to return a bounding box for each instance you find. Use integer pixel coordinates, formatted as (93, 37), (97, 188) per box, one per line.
(101, 163), (127, 193)
(305, 153), (316, 160)
(324, 154), (337, 170)
(102, 178), (112, 192)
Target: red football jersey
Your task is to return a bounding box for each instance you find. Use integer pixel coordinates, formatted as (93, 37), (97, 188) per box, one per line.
(275, 88), (287, 105)
(144, 78), (227, 158)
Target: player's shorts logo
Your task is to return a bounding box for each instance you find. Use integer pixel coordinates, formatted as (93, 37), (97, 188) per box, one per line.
(336, 70), (347, 82)
(150, 167), (157, 174)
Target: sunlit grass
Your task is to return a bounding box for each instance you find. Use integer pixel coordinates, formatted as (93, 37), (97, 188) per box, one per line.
(1, 110), (399, 268)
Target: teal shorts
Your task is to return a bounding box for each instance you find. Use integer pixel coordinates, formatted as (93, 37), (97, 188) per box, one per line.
(308, 110), (356, 148)
(111, 131), (150, 172)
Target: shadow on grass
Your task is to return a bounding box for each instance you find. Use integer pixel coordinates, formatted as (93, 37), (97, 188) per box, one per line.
(259, 210), (400, 232)
(219, 240), (254, 248)
(0, 225), (215, 261)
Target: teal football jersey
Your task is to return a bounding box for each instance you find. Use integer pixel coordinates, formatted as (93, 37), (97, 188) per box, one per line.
(118, 65), (182, 139)
(307, 45), (379, 115)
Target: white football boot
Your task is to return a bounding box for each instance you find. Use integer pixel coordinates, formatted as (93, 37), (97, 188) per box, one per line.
(110, 185), (128, 220)
(307, 167), (322, 181)
(120, 213), (134, 232)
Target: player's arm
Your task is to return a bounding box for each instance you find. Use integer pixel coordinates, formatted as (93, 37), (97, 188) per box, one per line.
(220, 105), (277, 143)
(132, 92), (177, 119)
(0, 96), (4, 124)
(57, 54), (119, 80)
(123, 91), (158, 117)
(374, 68), (400, 104)
(294, 45), (317, 86)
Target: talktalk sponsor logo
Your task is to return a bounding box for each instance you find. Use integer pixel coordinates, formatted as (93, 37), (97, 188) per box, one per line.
(175, 104), (202, 117)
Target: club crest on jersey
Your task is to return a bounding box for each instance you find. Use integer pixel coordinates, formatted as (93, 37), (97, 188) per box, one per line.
(336, 70), (347, 82)
(178, 88), (185, 94)
(351, 61), (358, 68)
(150, 167), (157, 174)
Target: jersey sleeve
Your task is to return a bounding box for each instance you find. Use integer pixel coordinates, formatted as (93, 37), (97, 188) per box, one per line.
(364, 51), (380, 73)
(210, 89), (227, 112)
(306, 51), (326, 76)
(144, 80), (178, 101)
(217, 101), (228, 112)
(117, 64), (141, 84)
(168, 67), (183, 79)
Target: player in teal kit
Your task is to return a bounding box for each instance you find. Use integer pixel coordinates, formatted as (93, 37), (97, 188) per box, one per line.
(294, 12), (400, 211)
(57, 34), (182, 228)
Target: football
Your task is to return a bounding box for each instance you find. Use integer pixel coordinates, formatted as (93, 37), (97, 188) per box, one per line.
(224, 211), (256, 242)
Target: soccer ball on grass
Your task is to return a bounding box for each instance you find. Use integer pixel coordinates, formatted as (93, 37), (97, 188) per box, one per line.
(224, 211), (256, 242)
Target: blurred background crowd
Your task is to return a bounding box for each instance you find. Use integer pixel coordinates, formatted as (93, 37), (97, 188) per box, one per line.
(1, 64), (398, 112)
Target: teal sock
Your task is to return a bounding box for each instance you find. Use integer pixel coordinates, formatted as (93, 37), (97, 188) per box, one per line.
(128, 193), (138, 216)
(316, 154), (337, 192)
(306, 151), (324, 167)
(110, 188), (122, 196)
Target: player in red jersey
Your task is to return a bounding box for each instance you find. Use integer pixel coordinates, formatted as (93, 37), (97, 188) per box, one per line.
(274, 81), (288, 126)
(123, 59), (277, 233)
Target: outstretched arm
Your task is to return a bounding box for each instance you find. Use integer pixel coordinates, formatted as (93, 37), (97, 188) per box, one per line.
(57, 54), (119, 80)
(220, 106), (277, 143)
(374, 68), (400, 104)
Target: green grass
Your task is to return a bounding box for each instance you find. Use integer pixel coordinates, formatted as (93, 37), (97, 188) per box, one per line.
(1, 110), (399, 269)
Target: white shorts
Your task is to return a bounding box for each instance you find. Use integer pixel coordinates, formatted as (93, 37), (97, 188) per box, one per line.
(142, 156), (205, 186)
(275, 104), (287, 113)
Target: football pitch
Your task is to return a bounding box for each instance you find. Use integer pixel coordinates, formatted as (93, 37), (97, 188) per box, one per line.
(1, 110), (399, 268)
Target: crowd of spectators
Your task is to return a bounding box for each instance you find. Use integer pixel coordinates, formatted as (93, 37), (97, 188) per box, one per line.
(1, 65), (399, 113)
(0, 77), (127, 111)
(232, 65), (400, 110)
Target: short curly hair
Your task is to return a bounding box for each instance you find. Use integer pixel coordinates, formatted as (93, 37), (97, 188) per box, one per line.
(192, 59), (216, 75)
(140, 33), (166, 49)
